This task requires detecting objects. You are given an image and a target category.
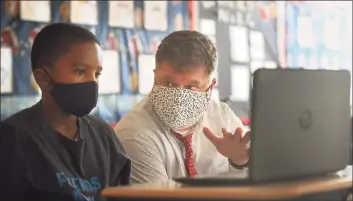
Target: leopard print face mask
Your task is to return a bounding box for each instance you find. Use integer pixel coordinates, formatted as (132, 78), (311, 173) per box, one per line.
(149, 85), (211, 131)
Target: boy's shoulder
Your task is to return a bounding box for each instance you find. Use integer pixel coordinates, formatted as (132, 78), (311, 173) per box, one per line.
(2, 104), (39, 129)
(81, 115), (115, 137)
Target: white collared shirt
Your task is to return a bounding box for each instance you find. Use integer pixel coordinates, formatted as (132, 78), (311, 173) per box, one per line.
(114, 97), (248, 184)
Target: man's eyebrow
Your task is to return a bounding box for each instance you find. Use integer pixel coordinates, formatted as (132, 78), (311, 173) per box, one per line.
(188, 80), (201, 86)
(163, 76), (174, 81)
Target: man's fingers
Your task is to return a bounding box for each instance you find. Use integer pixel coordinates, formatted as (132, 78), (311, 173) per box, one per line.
(233, 127), (243, 141)
(221, 128), (231, 137)
(203, 127), (221, 145)
(242, 131), (251, 145)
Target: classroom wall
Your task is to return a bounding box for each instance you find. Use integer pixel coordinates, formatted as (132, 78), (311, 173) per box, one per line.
(1, 1), (351, 124)
(195, 1), (281, 118)
(0, 1), (192, 122)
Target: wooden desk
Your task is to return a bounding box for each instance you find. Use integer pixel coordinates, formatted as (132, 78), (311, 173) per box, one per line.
(102, 175), (352, 201)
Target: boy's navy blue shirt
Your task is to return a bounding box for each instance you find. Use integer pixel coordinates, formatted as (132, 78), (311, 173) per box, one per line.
(0, 102), (131, 201)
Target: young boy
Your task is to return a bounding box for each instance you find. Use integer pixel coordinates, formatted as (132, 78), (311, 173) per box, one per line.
(0, 23), (130, 201)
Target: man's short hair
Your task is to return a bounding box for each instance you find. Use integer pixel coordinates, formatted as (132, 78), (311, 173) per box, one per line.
(30, 23), (100, 71)
(156, 30), (218, 75)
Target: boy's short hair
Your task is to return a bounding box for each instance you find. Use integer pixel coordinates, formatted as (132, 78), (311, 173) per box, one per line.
(156, 30), (218, 75)
(30, 23), (100, 71)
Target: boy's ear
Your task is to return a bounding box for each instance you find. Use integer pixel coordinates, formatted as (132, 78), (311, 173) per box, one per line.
(33, 68), (51, 91)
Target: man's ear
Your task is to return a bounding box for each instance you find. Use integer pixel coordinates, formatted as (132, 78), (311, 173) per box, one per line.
(33, 68), (51, 91)
(211, 78), (217, 89)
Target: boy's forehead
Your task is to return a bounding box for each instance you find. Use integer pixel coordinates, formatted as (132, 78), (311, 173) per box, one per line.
(53, 42), (103, 68)
(61, 42), (102, 61)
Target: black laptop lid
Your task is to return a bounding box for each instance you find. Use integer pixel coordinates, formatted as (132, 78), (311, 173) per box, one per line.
(249, 69), (351, 182)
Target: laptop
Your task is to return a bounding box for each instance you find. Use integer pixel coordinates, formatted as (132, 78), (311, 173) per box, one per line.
(174, 68), (352, 186)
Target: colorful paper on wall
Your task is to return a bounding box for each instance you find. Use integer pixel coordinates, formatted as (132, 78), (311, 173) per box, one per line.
(230, 65), (250, 102)
(1, 46), (13, 93)
(323, 13), (340, 51)
(229, 26), (249, 63)
(108, 1), (134, 28)
(144, 1), (168, 31)
(200, 19), (216, 36)
(99, 50), (121, 94)
(296, 16), (315, 48)
(20, 1), (51, 22)
(250, 31), (265, 61)
(138, 54), (155, 94)
(70, 1), (98, 25)
(250, 61), (263, 74)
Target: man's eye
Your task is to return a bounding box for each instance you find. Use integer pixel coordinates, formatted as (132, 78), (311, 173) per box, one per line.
(185, 85), (197, 90)
(164, 81), (174, 87)
(75, 69), (85, 75)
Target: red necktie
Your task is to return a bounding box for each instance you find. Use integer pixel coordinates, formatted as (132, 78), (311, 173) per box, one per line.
(173, 132), (198, 176)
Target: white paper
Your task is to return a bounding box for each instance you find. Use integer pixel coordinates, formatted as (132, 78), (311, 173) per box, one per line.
(235, 1), (246, 10)
(174, 13), (184, 31)
(229, 26), (249, 63)
(263, 61), (277, 69)
(307, 56), (318, 70)
(108, 1), (134, 28)
(1, 47), (13, 93)
(144, 1), (168, 31)
(217, 8), (230, 24)
(200, 19), (216, 36)
(230, 65), (250, 102)
(217, 1), (235, 9)
(138, 54), (156, 94)
(321, 56), (330, 69)
(250, 61), (263, 74)
(323, 15), (340, 50)
(70, 1), (98, 25)
(99, 50), (121, 94)
(297, 16), (315, 48)
(297, 54), (307, 68)
(250, 31), (265, 61)
(330, 57), (340, 70)
(20, 1), (50, 22)
(201, 1), (216, 9)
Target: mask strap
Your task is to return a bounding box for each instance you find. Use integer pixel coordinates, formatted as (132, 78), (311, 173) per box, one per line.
(206, 80), (216, 101)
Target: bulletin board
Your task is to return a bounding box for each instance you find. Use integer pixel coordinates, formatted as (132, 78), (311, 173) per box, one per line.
(285, 1), (351, 71)
(0, 1), (191, 122)
(285, 1), (352, 106)
(197, 1), (280, 118)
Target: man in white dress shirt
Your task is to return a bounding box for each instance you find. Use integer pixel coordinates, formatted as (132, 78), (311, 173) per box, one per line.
(114, 30), (250, 184)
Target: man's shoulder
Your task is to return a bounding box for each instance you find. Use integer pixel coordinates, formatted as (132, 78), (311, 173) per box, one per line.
(114, 99), (165, 140)
(207, 99), (233, 115)
(203, 99), (242, 129)
(116, 99), (159, 128)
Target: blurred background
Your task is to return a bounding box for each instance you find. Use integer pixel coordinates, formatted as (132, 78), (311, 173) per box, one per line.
(1, 1), (352, 127)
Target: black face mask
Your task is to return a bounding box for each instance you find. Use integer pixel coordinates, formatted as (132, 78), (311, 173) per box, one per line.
(45, 71), (98, 117)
